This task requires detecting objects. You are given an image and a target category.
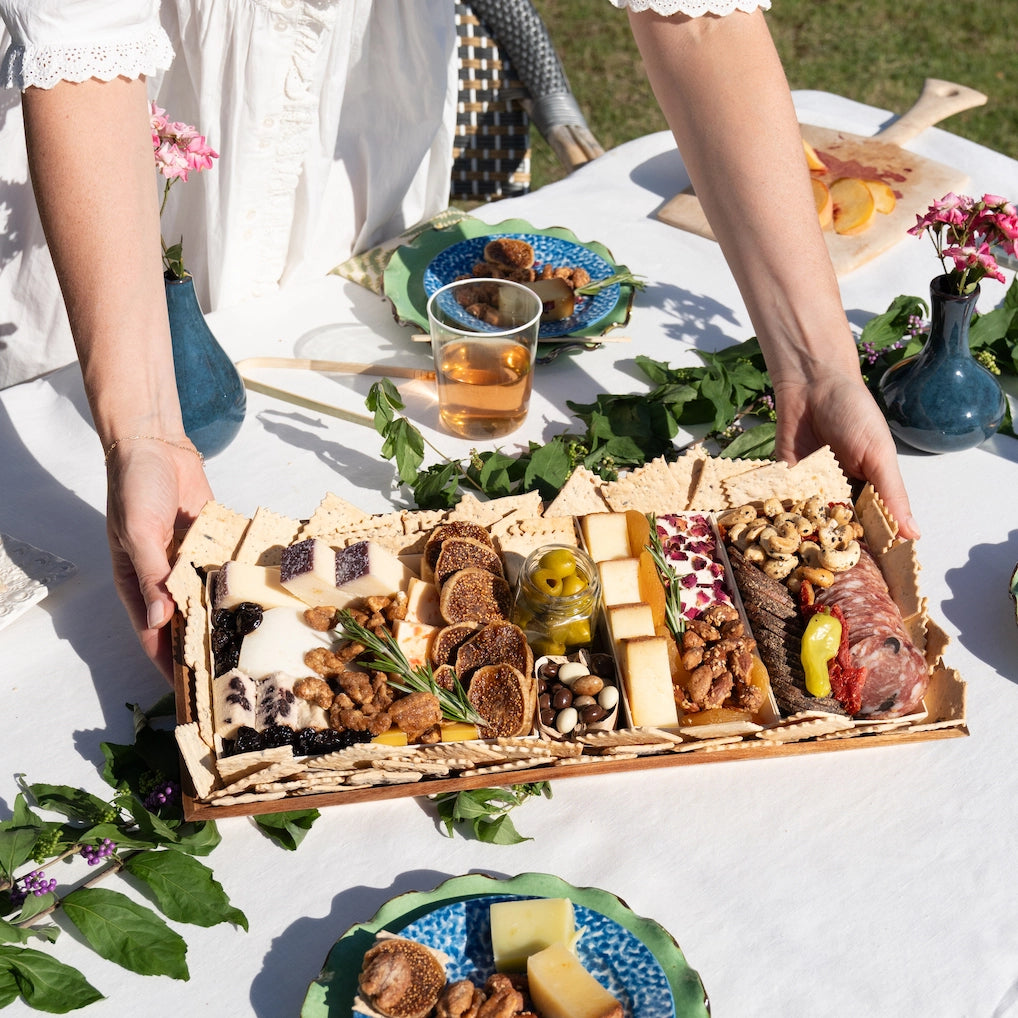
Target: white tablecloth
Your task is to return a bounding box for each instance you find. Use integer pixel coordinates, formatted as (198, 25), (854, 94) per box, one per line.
(2, 91), (1018, 1017)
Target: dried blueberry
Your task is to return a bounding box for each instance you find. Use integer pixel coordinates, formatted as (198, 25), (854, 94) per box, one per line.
(211, 608), (233, 632)
(233, 602), (264, 636)
(232, 726), (262, 755)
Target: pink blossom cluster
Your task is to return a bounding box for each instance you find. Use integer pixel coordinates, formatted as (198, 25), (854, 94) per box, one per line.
(150, 101), (218, 182)
(909, 192), (1018, 292)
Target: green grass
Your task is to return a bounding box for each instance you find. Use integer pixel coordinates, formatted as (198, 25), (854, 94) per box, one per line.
(528, 0), (1017, 190)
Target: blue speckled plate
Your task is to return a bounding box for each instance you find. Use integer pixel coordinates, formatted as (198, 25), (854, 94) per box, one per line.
(300, 873), (710, 1018)
(424, 233), (620, 339)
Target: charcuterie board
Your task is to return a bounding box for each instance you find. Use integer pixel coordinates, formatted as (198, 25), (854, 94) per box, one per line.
(655, 78), (987, 275)
(169, 447), (966, 821)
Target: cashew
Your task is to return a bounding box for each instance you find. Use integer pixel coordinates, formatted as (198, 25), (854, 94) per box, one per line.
(787, 564), (835, 594)
(761, 497), (785, 519)
(798, 496), (827, 524)
(717, 505), (757, 529)
(761, 553), (797, 580)
(799, 541), (825, 567)
(733, 517), (768, 551)
(817, 519), (857, 552)
(818, 540), (861, 572)
(743, 543), (767, 566)
(773, 511), (814, 537)
(827, 503), (856, 526)
(759, 522), (801, 557)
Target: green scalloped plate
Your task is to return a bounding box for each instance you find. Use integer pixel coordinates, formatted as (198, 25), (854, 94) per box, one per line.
(299, 872), (710, 1017)
(382, 218), (635, 340)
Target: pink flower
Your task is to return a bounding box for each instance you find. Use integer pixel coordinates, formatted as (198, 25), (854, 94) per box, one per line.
(911, 191), (1017, 293)
(150, 101), (218, 279)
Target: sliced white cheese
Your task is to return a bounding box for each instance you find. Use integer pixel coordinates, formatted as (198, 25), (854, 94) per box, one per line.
(279, 538), (351, 608)
(404, 575), (444, 626)
(580, 513), (631, 563)
(212, 668), (257, 739)
(237, 606), (334, 681)
(392, 618), (437, 670)
(527, 942), (623, 1018)
(255, 672), (329, 731)
(214, 561), (306, 611)
(336, 540), (412, 599)
(597, 557), (642, 607)
(606, 602), (655, 649)
(490, 898), (576, 973)
(620, 635), (679, 728)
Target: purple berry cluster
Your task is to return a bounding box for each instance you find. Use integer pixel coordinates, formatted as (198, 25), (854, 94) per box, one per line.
(80, 838), (116, 866)
(143, 781), (180, 811)
(10, 869), (57, 907)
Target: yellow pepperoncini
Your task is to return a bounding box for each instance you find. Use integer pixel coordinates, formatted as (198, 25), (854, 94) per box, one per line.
(801, 611), (843, 698)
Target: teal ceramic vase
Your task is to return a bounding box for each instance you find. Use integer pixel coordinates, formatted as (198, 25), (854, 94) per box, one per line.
(165, 274), (246, 458)
(879, 274), (1006, 453)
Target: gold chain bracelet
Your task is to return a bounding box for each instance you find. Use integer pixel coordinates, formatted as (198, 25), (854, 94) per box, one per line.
(103, 435), (205, 465)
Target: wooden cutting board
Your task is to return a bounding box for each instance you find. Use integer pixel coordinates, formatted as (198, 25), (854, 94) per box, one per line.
(655, 79), (987, 275)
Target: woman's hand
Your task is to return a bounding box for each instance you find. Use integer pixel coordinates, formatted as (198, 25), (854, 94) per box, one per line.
(773, 372), (920, 541)
(105, 439), (213, 682)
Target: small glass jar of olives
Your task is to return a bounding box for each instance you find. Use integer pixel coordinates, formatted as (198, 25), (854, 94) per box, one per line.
(512, 544), (601, 657)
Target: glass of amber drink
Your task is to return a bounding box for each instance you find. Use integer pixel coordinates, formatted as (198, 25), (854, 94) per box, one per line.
(427, 278), (543, 439)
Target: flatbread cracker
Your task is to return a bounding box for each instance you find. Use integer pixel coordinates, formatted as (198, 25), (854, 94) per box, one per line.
(234, 507), (301, 566)
(721, 461), (794, 507)
(175, 722), (217, 800)
(783, 446), (852, 503)
(170, 500), (251, 574)
(602, 457), (687, 513)
(544, 465), (610, 517)
(667, 446), (709, 509)
(688, 456), (758, 510)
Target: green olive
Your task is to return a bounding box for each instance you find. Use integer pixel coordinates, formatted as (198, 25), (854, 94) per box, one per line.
(551, 618), (592, 649)
(538, 548), (578, 580)
(532, 567), (564, 596)
(531, 635), (567, 657)
(559, 573), (587, 597)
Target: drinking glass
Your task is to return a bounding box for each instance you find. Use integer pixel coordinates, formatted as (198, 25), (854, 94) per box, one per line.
(426, 278), (542, 439)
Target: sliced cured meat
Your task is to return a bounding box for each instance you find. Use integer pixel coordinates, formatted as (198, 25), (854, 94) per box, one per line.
(815, 546), (928, 718)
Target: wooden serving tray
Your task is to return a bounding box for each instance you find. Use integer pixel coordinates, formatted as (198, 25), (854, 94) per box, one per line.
(169, 452), (967, 821)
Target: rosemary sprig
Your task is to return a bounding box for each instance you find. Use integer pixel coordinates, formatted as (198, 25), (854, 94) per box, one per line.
(576, 269), (647, 295)
(645, 514), (686, 637)
(333, 610), (487, 727)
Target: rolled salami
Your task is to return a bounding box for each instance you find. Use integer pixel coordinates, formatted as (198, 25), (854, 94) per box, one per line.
(814, 546), (928, 718)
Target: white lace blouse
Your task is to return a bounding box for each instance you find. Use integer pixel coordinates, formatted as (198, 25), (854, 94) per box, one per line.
(0, 0), (769, 388)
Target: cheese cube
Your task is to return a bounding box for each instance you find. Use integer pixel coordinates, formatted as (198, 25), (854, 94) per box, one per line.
(620, 635), (679, 727)
(279, 538), (349, 608)
(214, 561), (306, 611)
(580, 513), (631, 562)
(392, 618), (437, 670)
(335, 540), (411, 598)
(490, 898), (576, 972)
(607, 602), (655, 649)
(237, 606), (333, 680)
(440, 722), (480, 743)
(527, 942), (623, 1018)
(405, 576), (444, 626)
(597, 558), (642, 607)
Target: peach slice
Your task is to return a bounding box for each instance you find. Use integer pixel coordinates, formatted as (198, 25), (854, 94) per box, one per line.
(830, 177), (876, 235)
(812, 177), (833, 229)
(862, 178), (897, 215)
(802, 138), (828, 173)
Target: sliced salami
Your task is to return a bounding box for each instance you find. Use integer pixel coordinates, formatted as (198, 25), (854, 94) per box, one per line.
(814, 546), (928, 718)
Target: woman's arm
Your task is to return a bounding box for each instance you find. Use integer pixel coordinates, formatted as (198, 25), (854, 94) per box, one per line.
(628, 9), (919, 539)
(23, 76), (212, 677)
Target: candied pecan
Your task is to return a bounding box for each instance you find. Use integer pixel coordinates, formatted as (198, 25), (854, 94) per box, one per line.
(338, 669), (374, 704)
(337, 707), (371, 732)
(570, 266), (591, 289)
(383, 591), (409, 623)
(388, 691), (442, 742)
(337, 640), (365, 663)
(367, 711), (392, 737)
(477, 984), (524, 1018)
(293, 676), (333, 709)
(685, 618), (720, 642)
(303, 606), (338, 631)
(304, 647), (346, 679)
(436, 981), (484, 1018)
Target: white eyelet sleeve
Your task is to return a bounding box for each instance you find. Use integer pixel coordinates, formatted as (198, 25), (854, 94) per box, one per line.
(605, 0), (771, 14)
(0, 0), (173, 90)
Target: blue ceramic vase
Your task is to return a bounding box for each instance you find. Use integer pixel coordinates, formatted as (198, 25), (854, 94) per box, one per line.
(165, 274), (246, 458)
(879, 274), (1005, 453)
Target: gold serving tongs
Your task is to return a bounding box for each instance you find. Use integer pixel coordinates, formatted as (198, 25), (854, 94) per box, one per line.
(235, 356), (435, 428)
